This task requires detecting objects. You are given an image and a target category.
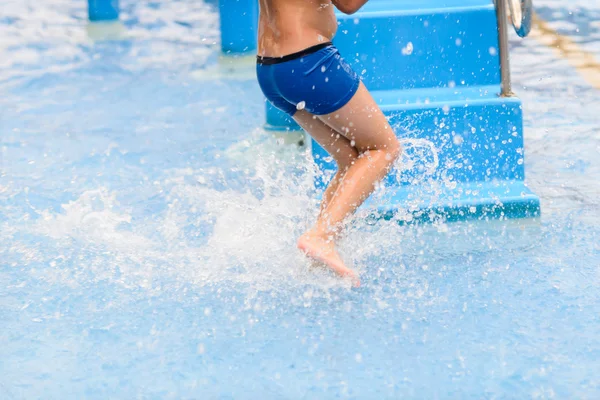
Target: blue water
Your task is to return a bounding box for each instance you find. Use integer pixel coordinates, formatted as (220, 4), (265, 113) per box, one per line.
(1, 0), (600, 398)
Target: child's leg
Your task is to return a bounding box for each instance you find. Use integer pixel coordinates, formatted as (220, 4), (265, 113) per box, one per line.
(293, 110), (358, 216)
(293, 110), (361, 282)
(297, 83), (401, 284)
(314, 82), (401, 232)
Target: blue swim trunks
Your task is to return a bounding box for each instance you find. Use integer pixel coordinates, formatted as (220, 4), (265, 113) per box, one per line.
(256, 42), (360, 117)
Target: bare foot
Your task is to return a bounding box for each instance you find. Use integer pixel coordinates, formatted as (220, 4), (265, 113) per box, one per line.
(297, 232), (360, 287)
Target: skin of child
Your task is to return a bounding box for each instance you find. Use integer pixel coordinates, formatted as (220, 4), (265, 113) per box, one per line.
(257, 0), (402, 287)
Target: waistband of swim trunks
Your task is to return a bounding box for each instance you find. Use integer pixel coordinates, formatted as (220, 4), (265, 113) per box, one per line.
(256, 42), (333, 65)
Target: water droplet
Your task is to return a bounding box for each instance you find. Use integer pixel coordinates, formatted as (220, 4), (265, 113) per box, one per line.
(455, 38), (462, 46)
(296, 101), (306, 110)
(445, 180), (457, 189)
(401, 42), (414, 56)
(489, 46), (497, 56)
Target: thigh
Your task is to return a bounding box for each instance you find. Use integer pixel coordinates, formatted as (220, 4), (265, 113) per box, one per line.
(317, 82), (398, 153)
(293, 110), (358, 169)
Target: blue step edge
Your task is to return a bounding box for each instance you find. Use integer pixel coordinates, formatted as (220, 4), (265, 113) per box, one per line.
(338, 1), (494, 18)
(338, 0), (493, 14)
(373, 84), (508, 110)
(355, 180), (541, 224)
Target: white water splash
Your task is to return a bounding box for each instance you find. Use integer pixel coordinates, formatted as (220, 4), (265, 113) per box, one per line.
(36, 189), (152, 249)
(16, 128), (541, 294)
(24, 130), (354, 292)
(396, 137), (440, 183)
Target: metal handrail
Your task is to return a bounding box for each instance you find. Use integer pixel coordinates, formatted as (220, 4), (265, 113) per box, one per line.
(495, 0), (533, 97)
(508, 0), (533, 38)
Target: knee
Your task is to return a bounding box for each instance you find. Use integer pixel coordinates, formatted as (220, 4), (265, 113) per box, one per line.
(384, 137), (402, 165)
(336, 146), (360, 172)
(355, 134), (401, 164)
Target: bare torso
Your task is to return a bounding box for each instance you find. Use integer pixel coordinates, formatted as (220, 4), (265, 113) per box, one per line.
(258, 0), (338, 57)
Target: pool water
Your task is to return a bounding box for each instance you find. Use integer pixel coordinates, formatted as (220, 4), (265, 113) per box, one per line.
(1, 0), (600, 398)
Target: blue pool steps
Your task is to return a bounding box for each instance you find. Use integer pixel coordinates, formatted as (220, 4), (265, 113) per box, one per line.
(88, 0), (120, 22)
(219, 0), (541, 222)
